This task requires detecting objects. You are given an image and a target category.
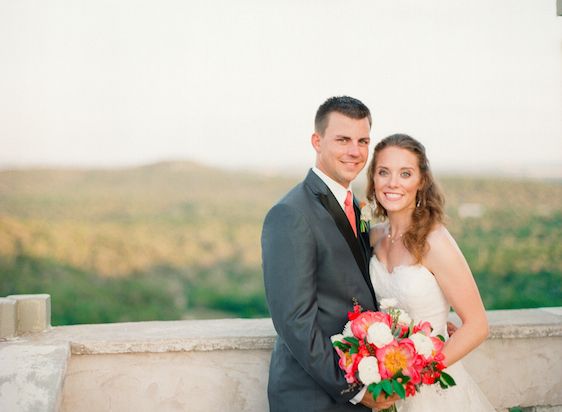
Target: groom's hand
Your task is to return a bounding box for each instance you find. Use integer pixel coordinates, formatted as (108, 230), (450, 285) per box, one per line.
(447, 321), (458, 336)
(360, 391), (399, 411)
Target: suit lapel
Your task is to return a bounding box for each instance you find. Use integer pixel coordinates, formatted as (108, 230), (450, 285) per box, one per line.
(354, 199), (372, 261)
(304, 169), (378, 304)
(354, 199), (378, 307)
(317, 191), (377, 302)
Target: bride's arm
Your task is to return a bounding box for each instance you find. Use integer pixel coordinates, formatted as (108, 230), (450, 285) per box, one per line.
(424, 225), (489, 367)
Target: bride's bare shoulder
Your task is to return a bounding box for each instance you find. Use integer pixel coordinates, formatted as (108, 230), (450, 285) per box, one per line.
(427, 224), (457, 248)
(369, 222), (387, 247)
(425, 224), (463, 267)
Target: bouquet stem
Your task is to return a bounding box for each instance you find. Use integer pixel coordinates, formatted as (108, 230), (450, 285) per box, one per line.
(380, 405), (398, 412)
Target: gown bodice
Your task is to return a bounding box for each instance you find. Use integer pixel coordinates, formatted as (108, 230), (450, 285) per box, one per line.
(369, 255), (449, 337)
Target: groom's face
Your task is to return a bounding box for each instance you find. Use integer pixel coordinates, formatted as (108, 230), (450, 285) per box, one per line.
(312, 111), (371, 188)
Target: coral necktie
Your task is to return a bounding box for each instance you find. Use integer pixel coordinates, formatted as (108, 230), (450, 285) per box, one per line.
(344, 191), (357, 237)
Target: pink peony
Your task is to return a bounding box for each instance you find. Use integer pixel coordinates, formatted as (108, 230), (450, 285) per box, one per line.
(430, 336), (444, 351)
(336, 347), (360, 384)
(376, 339), (423, 385)
(351, 311), (391, 340)
(413, 321), (432, 335)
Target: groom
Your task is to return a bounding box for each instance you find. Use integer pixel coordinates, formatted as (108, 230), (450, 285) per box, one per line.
(262, 96), (394, 411)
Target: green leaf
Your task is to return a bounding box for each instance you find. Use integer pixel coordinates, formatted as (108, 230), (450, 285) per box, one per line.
(360, 221), (368, 233)
(440, 371), (456, 387)
(438, 373), (453, 389)
(381, 380), (394, 396)
(436, 334), (445, 342)
(344, 336), (359, 346)
(396, 372), (411, 385)
(392, 379), (406, 399)
(370, 382), (383, 399)
(332, 341), (350, 351)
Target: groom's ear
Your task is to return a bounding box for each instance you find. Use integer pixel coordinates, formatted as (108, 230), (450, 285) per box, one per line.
(311, 132), (322, 153)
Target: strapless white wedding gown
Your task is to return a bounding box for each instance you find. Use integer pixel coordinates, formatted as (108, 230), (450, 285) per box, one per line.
(369, 255), (496, 412)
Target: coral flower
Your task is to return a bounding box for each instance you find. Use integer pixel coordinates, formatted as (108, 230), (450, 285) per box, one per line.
(336, 348), (359, 384)
(413, 321), (432, 335)
(429, 336), (446, 362)
(351, 311), (391, 340)
(376, 340), (421, 384)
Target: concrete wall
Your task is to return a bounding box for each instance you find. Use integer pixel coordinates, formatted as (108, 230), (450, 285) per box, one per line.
(1, 296), (561, 412)
(61, 350), (271, 412)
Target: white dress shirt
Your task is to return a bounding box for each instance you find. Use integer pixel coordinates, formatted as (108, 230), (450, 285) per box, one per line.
(311, 167), (352, 211)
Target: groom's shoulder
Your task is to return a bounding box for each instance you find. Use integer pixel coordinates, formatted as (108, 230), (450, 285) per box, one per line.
(275, 174), (320, 209)
(264, 178), (317, 223)
(279, 180), (307, 203)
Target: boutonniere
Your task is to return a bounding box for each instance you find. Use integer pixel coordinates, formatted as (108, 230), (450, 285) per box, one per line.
(359, 201), (376, 233)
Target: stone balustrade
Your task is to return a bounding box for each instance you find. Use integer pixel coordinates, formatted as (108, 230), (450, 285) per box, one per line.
(0, 295), (561, 412)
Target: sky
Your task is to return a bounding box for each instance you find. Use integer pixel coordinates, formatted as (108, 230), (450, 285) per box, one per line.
(0, 0), (560, 176)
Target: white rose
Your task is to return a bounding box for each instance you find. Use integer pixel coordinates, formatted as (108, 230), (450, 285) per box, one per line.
(358, 356), (381, 385)
(366, 322), (394, 347)
(342, 321), (353, 337)
(330, 333), (344, 344)
(397, 310), (412, 326)
(410, 332), (434, 357)
(380, 298), (398, 310)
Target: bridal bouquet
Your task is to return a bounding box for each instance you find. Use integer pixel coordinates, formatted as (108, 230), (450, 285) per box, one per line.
(330, 298), (455, 410)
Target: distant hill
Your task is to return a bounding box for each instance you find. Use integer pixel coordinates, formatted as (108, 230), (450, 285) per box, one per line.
(0, 161), (560, 325)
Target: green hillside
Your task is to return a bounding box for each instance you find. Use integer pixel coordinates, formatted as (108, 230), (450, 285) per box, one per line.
(0, 162), (560, 325)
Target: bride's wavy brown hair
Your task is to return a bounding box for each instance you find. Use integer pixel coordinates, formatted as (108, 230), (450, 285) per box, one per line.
(365, 134), (445, 263)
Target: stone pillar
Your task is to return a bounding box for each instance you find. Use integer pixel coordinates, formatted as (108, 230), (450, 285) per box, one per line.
(0, 298), (17, 338)
(7, 294), (51, 334)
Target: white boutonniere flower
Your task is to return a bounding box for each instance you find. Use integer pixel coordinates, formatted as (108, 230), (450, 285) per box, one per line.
(359, 202), (376, 233)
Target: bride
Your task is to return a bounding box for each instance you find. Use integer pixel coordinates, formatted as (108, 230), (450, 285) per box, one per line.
(365, 134), (495, 411)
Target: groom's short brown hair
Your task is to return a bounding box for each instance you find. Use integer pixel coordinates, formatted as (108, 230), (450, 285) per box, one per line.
(314, 96), (372, 135)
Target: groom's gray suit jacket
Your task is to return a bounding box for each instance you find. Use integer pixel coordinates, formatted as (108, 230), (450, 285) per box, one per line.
(262, 169), (378, 412)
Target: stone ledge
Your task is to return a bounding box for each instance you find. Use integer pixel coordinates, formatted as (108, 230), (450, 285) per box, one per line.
(42, 318), (277, 354)
(69, 335), (278, 355)
(9, 307), (558, 355)
(452, 307), (562, 339)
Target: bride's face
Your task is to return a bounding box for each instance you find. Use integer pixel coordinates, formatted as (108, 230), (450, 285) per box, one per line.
(373, 146), (422, 215)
